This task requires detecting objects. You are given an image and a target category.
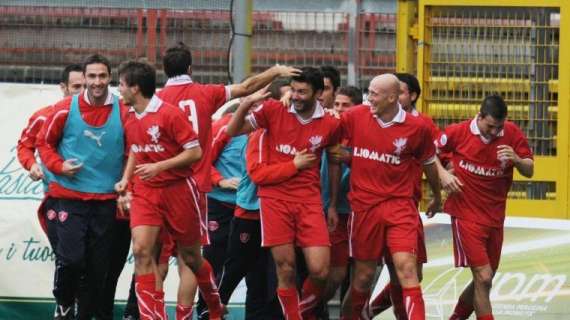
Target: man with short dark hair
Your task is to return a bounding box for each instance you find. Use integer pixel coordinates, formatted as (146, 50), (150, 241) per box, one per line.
(319, 65), (341, 109)
(227, 67), (341, 320)
(37, 54), (128, 319)
(437, 95), (533, 320)
(17, 63), (85, 320)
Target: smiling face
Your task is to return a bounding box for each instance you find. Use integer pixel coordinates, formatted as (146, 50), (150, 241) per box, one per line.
(84, 63), (110, 101)
(291, 80), (320, 113)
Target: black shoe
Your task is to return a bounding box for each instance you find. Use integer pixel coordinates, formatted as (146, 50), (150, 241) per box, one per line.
(53, 305), (73, 320)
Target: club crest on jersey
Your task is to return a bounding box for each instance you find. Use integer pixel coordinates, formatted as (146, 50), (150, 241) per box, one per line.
(147, 125), (161, 143)
(439, 134), (448, 146)
(58, 210), (68, 222)
(83, 129), (105, 147)
(208, 220), (219, 232)
(309, 135), (323, 152)
(393, 138), (407, 155)
(240, 233), (250, 243)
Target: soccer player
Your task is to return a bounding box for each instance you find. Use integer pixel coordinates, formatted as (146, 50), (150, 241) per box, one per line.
(318, 66), (341, 110)
(156, 43), (299, 319)
(320, 86), (362, 317)
(37, 54), (127, 319)
(336, 74), (441, 320)
(368, 73), (439, 319)
(436, 95), (534, 320)
(17, 63), (84, 320)
(226, 67), (341, 320)
(114, 60), (226, 320)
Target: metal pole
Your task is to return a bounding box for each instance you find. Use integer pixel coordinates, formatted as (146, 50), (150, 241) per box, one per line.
(232, 0), (253, 83)
(347, 0), (361, 86)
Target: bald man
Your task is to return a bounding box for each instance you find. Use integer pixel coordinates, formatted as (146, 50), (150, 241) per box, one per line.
(332, 74), (442, 320)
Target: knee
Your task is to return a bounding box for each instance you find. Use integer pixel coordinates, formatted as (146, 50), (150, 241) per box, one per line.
(132, 242), (153, 265)
(330, 267), (347, 285)
(274, 259), (296, 284)
(309, 263), (329, 282)
(178, 248), (201, 271)
(474, 269), (494, 289)
(352, 267), (375, 289)
(395, 259), (418, 282)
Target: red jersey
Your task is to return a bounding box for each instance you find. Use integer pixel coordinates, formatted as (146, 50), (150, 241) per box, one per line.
(125, 96), (200, 187)
(340, 105), (436, 211)
(17, 105), (54, 171)
(210, 116), (233, 185)
(37, 91), (129, 200)
(409, 109), (441, 203)
(157, 75), (230, 193)
(247, 129), (298, 186)
(437, 118), (533, 227)
(248, 99), (340, 204)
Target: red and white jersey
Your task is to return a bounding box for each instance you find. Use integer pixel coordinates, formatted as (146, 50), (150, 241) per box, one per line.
(437, 118), (533, 227)
(124, 95), (200, 187)
(17, 105), (54, 171)
(157, 75), (231, 192)
(340, 105), (436, 211)
(409, 109), (441, 204)
(248, 99), (340, 204)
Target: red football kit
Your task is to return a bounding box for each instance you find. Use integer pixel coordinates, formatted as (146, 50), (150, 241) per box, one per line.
(248, 99), (340, 247)
(157, 75), (230, 244)
(437, 118), (532, 268)
(340, 105), (435, 261)
(125, 95), (202, 246)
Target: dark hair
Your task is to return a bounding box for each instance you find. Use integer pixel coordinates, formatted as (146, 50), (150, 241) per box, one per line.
(61, 64), (83, 84)
(337, 86), (363, 105)
(163, 42), (192, 78)
(394, 73), (421, 105)
(83, 54), (111, 75)
(480, 94), (508, 120)
(292, 67), (324, 93)
(268, 77), (291, 100)
(320, 65), (341, 91)
(118, 61), (156, 99)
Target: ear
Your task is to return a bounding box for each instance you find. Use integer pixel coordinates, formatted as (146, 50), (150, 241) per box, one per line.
(187, 66), (192, 76)
(411, 92), (418, 102)
(59, 82), (67, 95)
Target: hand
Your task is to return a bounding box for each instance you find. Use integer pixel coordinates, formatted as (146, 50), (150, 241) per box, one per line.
(293, 149), (318, 170)
(244, 85), (271, 107)
(329, 145), (351, 164)
(280, 89), (292, 107)
(327, 206), (339, 232)
(440, 170), (463, 194)
(61, 158), (83, 177)
(134, 163), (163, 180)
(324, 108), (340, 119)
(117, 192), (132, 217)
(29, 163), (44, 181)
(115, 179), (129, 195)
(425, 197), (441, 218)
(497, 145), (519, 164)
(272, 65), (302, 78)
(219, 177), (240, 190)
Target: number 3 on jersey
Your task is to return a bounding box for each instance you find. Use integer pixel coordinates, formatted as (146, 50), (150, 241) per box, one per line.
(178, 99), (199, 133)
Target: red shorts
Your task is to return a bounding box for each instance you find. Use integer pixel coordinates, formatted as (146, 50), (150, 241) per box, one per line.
(259, 197), (330, 248)
(384, 215), (427, 264)
(330, 214), (350, 267)
(130, 178), (202, 246)
(451, 217), (503, 270)
(197, 192), (210, 245)
(158, 229), (176, 264)
(349, 198), (421, 261)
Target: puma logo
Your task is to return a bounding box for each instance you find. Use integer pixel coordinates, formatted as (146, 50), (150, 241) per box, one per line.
(83, 130), (106, 147)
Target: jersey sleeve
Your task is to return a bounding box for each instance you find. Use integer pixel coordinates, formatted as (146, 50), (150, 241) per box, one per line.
(37, 99), (72, 175)
(210, 124), (233, 186)
(248, 99), (280, 130)
(512, 125), (533, 160)
(339, 109), (355, 145)
(205, 84), (230, 115)
(246, 130), (298, 185)
(436, 123), (459, 154)
(17, 109), (48, 170)
(415, 123), (437, 164)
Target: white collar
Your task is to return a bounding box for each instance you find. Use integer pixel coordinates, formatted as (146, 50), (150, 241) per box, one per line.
(470, 117), (504, 143)
(410, 108), (420, 117)
(374, 104), (406, 128)
(128, 95), (164, 117)
(165, 74), (193, 87)
(83, 89), (114, 106)
(288, 101), (325, 119)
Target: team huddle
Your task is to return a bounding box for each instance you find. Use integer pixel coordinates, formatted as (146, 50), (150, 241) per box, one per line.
(17, 43), (534, 320)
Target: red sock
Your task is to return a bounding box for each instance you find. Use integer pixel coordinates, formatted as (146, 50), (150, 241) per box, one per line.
(135, 273), (157, 320)
(195, 260), (223, 319)
(176, 304), (193, 320)
(349, 286), (370, 320)
(369, 283), (392, 316)
(277, 287), (302, 320)
(390, 283), (407, 320)
(402, 286), (426, 320)
(299, 278), (324, 317)
(449, 298), (474, 320)
(477, 315), (494, 320)
(154, 290), (167, 320)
